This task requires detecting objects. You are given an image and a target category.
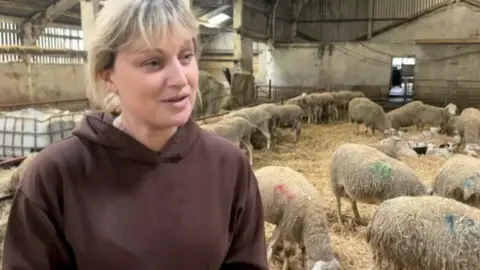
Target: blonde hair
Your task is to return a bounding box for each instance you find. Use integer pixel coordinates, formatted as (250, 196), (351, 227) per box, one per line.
(87, 0), (199, 107)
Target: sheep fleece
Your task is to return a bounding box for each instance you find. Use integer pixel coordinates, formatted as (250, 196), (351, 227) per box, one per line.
(367, 196), (480, 270)
(330, 144), (426, 204)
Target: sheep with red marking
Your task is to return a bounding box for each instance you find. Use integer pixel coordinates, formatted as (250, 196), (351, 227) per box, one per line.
(255, 165), (340, 270)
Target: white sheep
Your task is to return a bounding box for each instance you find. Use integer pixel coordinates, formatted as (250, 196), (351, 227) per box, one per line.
(330, 143), (427, 223)
(464, 143), (480, 157)
(255, 166), (340, 270)
(414, 104), (451, 131)
(366, 196), (480, 270)
(370, 136), (402, 159)
(277, 104), (305, 142)
(425, 142), (453, 158)
(348, 97), (395, 136)
(201, 117), (255, 164)
(445, 102), (458, 115)
(224, 106), (272, 149)
(432, 154), (480, 207)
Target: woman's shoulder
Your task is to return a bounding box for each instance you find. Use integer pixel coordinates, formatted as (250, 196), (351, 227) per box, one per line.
(17, 136), (87, 204)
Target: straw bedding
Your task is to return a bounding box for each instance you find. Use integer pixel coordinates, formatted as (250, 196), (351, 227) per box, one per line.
(0, 122), (449, 269)
(253, 122), (447, 270)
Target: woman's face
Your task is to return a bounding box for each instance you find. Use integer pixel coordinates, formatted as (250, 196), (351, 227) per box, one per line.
(104, 35), (198, 129)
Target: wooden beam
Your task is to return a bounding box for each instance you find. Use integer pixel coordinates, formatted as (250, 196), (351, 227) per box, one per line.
(414, 39), (480, 44)
(0, 45), (86, 56)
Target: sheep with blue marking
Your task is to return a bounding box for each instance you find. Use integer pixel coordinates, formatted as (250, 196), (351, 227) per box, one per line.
(432, 154), (480, 208)
(330, 143), (427, 224)
(366, 195), (480, 270)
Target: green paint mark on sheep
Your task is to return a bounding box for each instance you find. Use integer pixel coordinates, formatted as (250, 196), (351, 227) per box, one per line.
(370, 161), (393, 179)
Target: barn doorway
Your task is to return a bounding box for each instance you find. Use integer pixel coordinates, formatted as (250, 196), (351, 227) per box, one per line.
(389, 56), (415, 103)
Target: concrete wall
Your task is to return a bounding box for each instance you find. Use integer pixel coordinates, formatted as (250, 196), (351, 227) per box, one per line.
(0, 62), (86, 105)
(270, 3), (480, 108)
(0, 32), (268, 105)
(199, 32), (269, 85)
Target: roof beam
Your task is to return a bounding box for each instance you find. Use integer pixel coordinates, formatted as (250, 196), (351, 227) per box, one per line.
(20, 0), (80, 45)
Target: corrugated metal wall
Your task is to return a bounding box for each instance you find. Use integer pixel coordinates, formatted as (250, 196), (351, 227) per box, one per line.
(0, 20), (84, 64)
(373, 0), (448, 32)
(297, 0), (449, 42)
(243, 0), (269, 37)
(275, 0), (292, 41)
(298, 0), (368, 41)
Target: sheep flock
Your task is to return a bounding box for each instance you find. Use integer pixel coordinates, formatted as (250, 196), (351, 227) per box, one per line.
(2, 89), (480, 269)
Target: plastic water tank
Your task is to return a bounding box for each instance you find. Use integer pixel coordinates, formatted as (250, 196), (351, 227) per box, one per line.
(0, 108), (85, 158)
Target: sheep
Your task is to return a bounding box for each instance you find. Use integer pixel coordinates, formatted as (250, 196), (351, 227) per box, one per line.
(366, 195), (480, 270)
(445, 102), (458, 115)
(224, 106), (272, 150)
(331, 90), (353, 119)
(350, 91), (365, 99)
(8, 152), (39, 193)
(330, 143), (427, 224)
(442, 108), (480, 151)
(369, 136), (402, 159)
(426, 142), (453, 158)
(308, 92), (338, 123)
(255, 166), (340, 270)
(399, 127), (440, 146)
(255, 103), (282, 133)
(277, 104), (305, 142)
(284, 95), (310, 121)
(299, 94), (320, 124)
(432, 154), (480, 207)
(201, 117), (255, 165)
(464, 143), (480, 157)
(348, 97), (395, 136)
(414, 104), (451, 131)
(386, 100), (424, 130)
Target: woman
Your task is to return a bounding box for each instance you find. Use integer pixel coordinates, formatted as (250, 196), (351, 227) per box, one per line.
(2, 0), (268, 269)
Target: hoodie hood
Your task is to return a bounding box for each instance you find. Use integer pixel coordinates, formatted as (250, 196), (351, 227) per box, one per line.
(72, 112), (200, 165)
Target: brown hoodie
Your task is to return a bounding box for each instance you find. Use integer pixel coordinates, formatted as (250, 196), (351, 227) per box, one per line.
(3, 112), (268, 270)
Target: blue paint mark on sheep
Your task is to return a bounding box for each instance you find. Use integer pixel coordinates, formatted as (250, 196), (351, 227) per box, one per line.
(370, 161), (393, 179)
(444, 214), (480, 238)
(445, 214), (455, 233)
(464, 177), (475, 189)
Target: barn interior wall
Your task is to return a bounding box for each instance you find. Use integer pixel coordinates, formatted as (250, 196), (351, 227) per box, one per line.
(198, 32), (268, 85)
(270, 3), (480, 107)
(0, 63), (85, 105)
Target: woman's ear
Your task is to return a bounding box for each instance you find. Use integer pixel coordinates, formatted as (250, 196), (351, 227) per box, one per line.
(100, 69), (116, 93)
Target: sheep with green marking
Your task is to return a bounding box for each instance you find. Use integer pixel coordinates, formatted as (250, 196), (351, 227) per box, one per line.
(366, 196), (480, 270)
(432, 154), (480, 208)
(330, 143), (427, 224)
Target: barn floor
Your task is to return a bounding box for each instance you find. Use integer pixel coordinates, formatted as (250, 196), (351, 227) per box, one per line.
(253, 122), (447, 270)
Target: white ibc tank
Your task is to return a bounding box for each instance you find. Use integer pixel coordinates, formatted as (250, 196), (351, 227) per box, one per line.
(0, 108), (85, 158)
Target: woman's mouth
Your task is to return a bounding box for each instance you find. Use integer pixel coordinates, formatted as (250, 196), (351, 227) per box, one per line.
(162, 95), (189, 109)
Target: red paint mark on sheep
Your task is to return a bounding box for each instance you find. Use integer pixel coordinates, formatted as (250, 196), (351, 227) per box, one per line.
(273, 184), (295, 200)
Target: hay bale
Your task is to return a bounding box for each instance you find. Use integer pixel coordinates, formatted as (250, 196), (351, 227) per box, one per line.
(228, 71), (256, 110)
(192, 71), (230, 119)
(0, 200), (11, 264)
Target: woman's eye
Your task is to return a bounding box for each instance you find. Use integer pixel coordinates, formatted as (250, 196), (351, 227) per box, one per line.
(180, 53), (194, 65)
(143, 59), (163, 69)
